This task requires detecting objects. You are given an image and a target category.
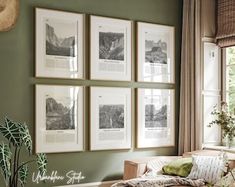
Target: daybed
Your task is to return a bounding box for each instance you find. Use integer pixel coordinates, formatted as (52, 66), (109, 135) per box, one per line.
(113, 150), (235, 187)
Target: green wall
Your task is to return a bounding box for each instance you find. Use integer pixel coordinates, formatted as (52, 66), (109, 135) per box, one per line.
(0, 0), (182, 186)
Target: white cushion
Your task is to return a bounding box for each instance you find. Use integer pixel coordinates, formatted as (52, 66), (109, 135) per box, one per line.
(187, 154), (227, 184)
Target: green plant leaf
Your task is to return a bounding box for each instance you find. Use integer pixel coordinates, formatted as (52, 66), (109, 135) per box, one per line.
(0, 117), (21, 146)
(19, 123), (32, 154)
(37, 153), (47, 176)
(0, 143), (11, 186)
(18, 164), (28, 187)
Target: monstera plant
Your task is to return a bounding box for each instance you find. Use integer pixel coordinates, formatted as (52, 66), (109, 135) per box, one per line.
(0, 117), (47, 187)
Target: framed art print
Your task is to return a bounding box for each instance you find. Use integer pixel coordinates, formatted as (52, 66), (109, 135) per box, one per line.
(36, 85), (84, 153)
(90, 15), (132, 81)
(137, 22), (175, 83)
(36, 8), (84, 79)
(137, 88), (175, 148)
(90, 87), (132, 150)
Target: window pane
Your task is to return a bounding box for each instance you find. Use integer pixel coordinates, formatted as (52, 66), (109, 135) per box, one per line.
(226, 46), (235, 65)
(204, 43), (220, 90)
(226, 47), (235, 114)
(227, 92), (235, 114)
(203, 94), (221, 144)
(226, 65), (235, 92)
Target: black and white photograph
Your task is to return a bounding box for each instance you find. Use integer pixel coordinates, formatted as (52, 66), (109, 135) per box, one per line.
(145, 33), (167, 64)
(45, 19), (76, 57)
(90, 16), (132, 81)
(90, 87), (131, 150)
(99, 104), (124, 129)
(36, 8), (84, 79)
(137, 22), (175, 83)
(137, 88), (175, 148)
(99, 31), (125, 61)
(36, 85), (84, 153)
(145, 104), (167, 128)
(46, 95), (76, 130)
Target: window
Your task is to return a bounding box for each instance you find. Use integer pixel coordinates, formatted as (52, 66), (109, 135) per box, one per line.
(225, 47), (235, 114)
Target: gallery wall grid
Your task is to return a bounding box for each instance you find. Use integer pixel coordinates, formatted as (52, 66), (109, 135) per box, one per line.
(34, 7), (176, 153)
(35, 84), (175, 153)
(35, 7), (175, 83)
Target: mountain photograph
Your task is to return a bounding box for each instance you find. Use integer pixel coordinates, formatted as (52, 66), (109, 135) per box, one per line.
(99, 32), (124, 61)
(145, 104), (167, 128)
(145, 39), (167, 64)
(46, 23), (75, 57)
(46, 97), (75, 130)
(99, 104), (124, 129)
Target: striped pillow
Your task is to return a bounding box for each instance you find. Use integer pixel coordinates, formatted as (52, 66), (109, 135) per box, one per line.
(187, 155), (227, 184)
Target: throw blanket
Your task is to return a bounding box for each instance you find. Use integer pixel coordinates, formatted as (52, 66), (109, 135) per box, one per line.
(111, 175), (205, 187)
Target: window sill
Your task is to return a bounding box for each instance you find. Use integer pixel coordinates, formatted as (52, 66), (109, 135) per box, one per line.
(203, 145), (235, 153)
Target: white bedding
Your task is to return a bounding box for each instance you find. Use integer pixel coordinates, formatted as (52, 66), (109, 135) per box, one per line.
(111, 175), (205, 187)
(112, 158), (205, 187)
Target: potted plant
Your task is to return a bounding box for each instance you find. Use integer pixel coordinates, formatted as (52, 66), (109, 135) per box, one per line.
(0, 117), (47, 187)
(208, 101), (235, 148)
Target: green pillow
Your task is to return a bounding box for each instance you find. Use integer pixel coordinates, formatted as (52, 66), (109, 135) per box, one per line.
(162, 157), (193, 177)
